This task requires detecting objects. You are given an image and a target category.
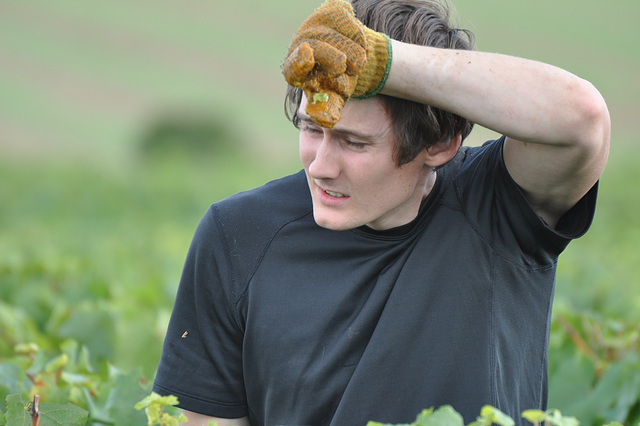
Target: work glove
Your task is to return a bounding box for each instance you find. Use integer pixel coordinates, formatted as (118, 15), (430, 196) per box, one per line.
(282, 0), (392, 128)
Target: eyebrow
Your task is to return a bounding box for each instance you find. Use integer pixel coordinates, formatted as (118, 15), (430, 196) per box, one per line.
(298, 112), (381, 142)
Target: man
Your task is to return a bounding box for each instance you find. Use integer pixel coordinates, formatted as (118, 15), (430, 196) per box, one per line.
(152, 0), (610, 425)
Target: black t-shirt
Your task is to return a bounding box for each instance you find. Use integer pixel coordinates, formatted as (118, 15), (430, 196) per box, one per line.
(153, 138), (598, 425)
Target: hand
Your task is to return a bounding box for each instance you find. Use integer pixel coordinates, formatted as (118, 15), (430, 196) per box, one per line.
(282, 0), (391, 127)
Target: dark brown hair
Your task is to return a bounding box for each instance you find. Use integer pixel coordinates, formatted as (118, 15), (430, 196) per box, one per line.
(284, 0), (476, 166)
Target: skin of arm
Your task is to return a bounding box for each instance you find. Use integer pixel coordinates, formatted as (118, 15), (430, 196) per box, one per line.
(181, 410), (250, 426)
(381, 40), (611, 228)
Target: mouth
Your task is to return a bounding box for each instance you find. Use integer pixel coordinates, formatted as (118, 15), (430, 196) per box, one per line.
(324, 189), (346, 198)
(314, 183), (350, 205)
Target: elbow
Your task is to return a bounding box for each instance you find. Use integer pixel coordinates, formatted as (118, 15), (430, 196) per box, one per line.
(569, 79), (611, 180)
(575, 80), (611, 154)
(561, 78), (611, 172)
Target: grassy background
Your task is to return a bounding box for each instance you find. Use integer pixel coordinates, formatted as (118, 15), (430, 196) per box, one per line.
(3, 0), (637, 166)
(1, 0), (639, 421)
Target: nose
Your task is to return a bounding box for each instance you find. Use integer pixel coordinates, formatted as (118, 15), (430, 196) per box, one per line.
(307, 135), (341, 180)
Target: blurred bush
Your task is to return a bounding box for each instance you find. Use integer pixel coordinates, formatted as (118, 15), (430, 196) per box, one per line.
(137, 110), (245, 163)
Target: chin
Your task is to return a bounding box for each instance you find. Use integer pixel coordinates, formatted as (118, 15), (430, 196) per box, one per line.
(312, 212), (359, 232)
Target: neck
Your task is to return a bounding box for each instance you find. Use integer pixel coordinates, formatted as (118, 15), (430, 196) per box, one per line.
(422, 168), (437, 200)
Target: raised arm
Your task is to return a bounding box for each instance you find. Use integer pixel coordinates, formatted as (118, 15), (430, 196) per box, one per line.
(282, 0), (610, 227)
(382, 41), (610, 227)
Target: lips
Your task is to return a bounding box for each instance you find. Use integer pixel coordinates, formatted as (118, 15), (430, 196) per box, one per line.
(314, 182), (350, 206)
(324, 189), (346, 198)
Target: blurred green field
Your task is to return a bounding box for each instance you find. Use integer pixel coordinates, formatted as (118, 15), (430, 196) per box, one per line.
(2, 0), (638, 164)
(1, 0), (640, 424)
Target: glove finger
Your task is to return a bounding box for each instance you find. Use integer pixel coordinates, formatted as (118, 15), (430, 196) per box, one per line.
(305, 0), (354, 24)
(345, 49), (367, 76)
(304, 89), (344, 128)
(297, 26), (367, 76)
(324, 73), (356, 99)
(283, 42), (315, 86)
(305, 39), (347, 77)
(305, 0), (365, 46)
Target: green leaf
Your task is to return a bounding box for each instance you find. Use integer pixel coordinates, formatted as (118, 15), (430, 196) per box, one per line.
(105, 368), (148, 425)
(479, 406), (514, 426)
(136, 391), (185, 425)
(25, 350), (50, 377)
(468, 406), (515, 426)
(4, 394), (30, 426)
(548, 355), (595, 413)
(415, 405), (464, 426)
(38, 402), (89, 426)
(135, 391), (180, 410)
(60, 371), (92, 386)
(522, 409), (546, 423)
(13, 343), (39, 356)
(597, 355), (640, 423)
(560, 354), (640, 424)
(414, 407), (434, 422)
(366, 419), (410, 425)
(57, 307), (115, 361)
(0, 362), (30, 397)
(80, 387), (111, 425)
(77, 345), (95, 373)
(45, 353), (69, 373)
(543, 409), (579, 426)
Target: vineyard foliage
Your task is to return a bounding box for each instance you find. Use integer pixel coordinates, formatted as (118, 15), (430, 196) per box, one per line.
(1, 152), (640, 425)
(1, 0), (639, 423)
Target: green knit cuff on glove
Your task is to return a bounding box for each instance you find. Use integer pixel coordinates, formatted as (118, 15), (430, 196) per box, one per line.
(353, 33), (392, 100)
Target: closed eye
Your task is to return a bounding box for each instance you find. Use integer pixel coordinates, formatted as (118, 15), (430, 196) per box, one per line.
(301, 123), (322, 135)
(301, 119), (369, 150)
(346, 140), (366, 150)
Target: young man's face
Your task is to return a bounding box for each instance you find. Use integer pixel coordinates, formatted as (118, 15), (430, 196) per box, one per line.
(299, 95), (434, 231)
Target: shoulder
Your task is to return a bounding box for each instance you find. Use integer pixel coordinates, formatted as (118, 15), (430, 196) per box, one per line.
(193, 170), (313, 289)
(200, 169), (313, 252)
(214, 170), (311, 225)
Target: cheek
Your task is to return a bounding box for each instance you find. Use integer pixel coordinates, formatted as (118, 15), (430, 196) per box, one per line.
(299, 135), (316, 167)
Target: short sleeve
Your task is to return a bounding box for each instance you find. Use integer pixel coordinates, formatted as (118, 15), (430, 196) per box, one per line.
(553, 181), (598, 239)
(152, 206), (248, 418)
(453, 137), (598, 263)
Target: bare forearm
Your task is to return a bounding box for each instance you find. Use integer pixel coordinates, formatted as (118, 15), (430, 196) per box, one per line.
(181, 410), (250, 426)
(382, 40), (609, 148)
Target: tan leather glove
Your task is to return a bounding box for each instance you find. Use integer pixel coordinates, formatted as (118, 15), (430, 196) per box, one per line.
(283, 0), (392, 127)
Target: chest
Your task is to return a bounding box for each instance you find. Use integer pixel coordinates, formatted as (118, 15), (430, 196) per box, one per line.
(239, 220), (499, 420)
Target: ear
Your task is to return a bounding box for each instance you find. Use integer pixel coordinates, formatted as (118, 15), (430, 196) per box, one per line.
(423, 132), (462, 168)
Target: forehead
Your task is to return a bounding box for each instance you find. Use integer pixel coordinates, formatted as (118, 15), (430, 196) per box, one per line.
(298, 95), (391, 135)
